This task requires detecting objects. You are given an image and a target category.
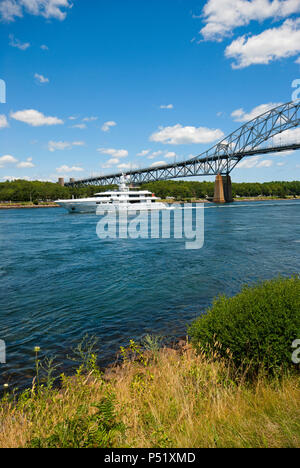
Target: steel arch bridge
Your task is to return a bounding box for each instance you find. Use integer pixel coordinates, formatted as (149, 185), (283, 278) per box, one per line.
(65, 100), (300, 187)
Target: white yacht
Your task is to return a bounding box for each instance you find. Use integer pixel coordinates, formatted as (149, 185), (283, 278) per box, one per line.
(55, 176), (170, 214)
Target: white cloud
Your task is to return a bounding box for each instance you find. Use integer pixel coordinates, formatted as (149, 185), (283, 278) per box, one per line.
(150, 124), (224, 145)
(69, 115), (78, 120)
(160, 104), (174, 109)
(49, 141), (70, 152)
(273, 127), (300, 145)
(0, 176), (20, 181)
(1, 175), (55, 182)
(277, 161), (286, 166)
(257, 159), (273, 168)
(82, 116), (98, 122)
(72, 123), (87, 129)
(0, 1), (22, 22)
(9, 33), (30, 49)
(56, 165), (84, 174)
(0, 0), (72, 22)
(101, 158), (120, 169)
(237, 155), (274, 169)
(165, 151), (177, 159)
(0, 154), (18, 167)
(237, 156), (261, 168)
(0, 114), (9, 129)
(107, 158), (119, 165)
(101, 159), (139, 171)
(270, 150), (294, 157)
(40, 44), (48, 50)
(117, 163), (138, 171)
(296, 56), (300, 64)
(231, 102), (282, 122)
(148, 151), (163, 160)
(101, 121), (117, 132)
(10, 109), (63, 126)
(34, 73), (49, 84)
(98, 148), (128, 158)
(150, 161), (167, 168)
(17, 157), (35, 168)
(0, 155), (36, 170)
(48, 140), (85, 152)
(225, 19), (300, 68)
(137, 149), (150, 157)
(199, 0), (300, 41)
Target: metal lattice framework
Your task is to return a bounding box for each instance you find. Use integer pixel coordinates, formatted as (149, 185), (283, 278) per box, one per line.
(66, 101), (300, 187)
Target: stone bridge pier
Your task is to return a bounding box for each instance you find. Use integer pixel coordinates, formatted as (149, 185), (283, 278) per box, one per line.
(213, 174), (233, 203)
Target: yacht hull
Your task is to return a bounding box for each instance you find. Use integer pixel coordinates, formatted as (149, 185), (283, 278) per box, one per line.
(56, 177), (172, 213)
(56, 201), (170, 214)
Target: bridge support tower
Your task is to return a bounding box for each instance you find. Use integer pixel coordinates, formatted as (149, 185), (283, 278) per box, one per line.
(213, 174), (225, 203)
(213, 174), (233, 203)
(222, 174), (233, 203)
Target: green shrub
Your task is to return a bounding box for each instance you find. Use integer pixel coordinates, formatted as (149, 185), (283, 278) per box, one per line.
(28, 395), (125, 448)
(189, 276), (300, 376)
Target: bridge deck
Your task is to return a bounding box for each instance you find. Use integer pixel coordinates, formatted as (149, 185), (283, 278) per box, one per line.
(65, 143), (300, 187)
(64, 100), (300, 187)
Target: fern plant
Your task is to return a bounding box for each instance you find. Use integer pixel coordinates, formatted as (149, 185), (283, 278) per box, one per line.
(27, 395), (125, 448)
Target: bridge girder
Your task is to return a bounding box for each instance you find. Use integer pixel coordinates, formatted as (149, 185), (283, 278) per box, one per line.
(65, 101), (300, 187)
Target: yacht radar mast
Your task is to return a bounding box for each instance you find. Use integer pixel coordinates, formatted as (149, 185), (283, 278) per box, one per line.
(119, 174), (129, 192)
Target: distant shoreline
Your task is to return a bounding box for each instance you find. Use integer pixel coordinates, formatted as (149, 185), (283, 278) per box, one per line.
(0, 204), (59, 210)
(0, 197), (299, 210)
(233, 196), (300, 202)
(166, 196), (300, 204)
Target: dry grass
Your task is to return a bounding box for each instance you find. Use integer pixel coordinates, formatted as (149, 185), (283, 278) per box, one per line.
(0, 344), (299, 448)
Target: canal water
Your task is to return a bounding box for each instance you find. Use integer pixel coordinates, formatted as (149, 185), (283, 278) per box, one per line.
(1, 200), (300, 389)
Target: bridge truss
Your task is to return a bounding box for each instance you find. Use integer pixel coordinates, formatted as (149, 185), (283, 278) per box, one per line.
(66, 101), (300, 187)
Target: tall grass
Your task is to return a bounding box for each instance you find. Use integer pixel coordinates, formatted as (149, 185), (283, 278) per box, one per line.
(0, 342), (299, 448)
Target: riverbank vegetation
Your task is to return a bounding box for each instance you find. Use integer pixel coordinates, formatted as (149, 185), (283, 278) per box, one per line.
(0, 179), (112, 204)
(1, 179), (300, 203)
(189, 276), (300, 377)
(0, 277), (299, 448)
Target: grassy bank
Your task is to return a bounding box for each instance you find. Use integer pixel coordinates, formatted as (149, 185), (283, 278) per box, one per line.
(0, 344), (299, 448)
(1, 277), (299, 448)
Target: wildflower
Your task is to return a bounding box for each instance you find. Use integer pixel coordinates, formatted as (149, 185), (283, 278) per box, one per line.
(34, 347), (41, 353)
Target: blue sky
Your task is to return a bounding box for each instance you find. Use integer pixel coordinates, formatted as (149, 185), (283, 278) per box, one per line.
(0, 0), (300, 183)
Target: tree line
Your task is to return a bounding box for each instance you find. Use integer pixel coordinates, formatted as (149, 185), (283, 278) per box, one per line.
(0, 179), (300, 203)
(0, 180), (111, 203)
(143, 180), (300, 200)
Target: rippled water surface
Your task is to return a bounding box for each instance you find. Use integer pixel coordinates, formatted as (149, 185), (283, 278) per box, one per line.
(1, 200), (300, 388)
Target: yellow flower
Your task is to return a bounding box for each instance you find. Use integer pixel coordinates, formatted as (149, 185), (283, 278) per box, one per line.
(34, 347), (41, 353)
